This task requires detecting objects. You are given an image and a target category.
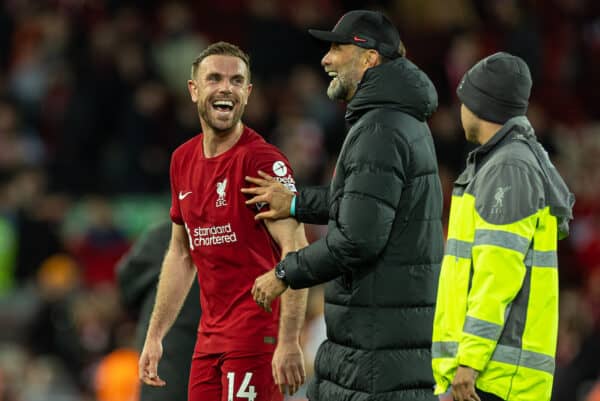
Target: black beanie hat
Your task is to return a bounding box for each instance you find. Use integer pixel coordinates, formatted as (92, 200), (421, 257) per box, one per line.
(457, 52), (532, 124)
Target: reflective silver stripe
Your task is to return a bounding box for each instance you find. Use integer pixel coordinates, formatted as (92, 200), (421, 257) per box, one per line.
(521, 349), (555, 374)
(475, 229), (530, 255)
(433, 342), (555, 374)
(490, 344), (521, 365)
(491, 345), (555, 374)
(446, 239), (473, 259)
(431, 341), (458, 358)
(463, 316), (503, 341)
(524, 249), (557, 268)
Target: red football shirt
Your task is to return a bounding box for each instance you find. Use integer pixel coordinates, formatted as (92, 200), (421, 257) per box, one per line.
(169, 126), (296, 353)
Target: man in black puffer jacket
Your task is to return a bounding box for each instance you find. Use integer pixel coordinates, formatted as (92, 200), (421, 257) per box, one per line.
(244, 10), (444, 401)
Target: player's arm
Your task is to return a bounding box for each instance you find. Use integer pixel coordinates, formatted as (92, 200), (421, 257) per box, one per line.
(263, 218), (309, 395)
(139, 223), (196, 387)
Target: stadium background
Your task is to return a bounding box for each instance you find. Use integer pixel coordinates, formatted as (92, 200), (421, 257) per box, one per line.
(0, 0), (599, 400)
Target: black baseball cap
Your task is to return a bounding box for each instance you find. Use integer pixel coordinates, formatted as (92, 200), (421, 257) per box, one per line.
(308, 10), (401, 60)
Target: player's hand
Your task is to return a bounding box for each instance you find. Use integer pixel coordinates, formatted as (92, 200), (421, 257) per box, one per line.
(451, 365), (481, 401)
(272, 341), (306, 395)
(139, 338), (166, 387)
(251, 269), (288, 312)
(241, 171), (294, 221)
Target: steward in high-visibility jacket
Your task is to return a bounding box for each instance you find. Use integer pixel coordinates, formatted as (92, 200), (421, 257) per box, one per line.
(432, 116), (574, 401)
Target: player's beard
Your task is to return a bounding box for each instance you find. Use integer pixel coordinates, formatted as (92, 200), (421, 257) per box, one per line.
(199, 100), (246, 134)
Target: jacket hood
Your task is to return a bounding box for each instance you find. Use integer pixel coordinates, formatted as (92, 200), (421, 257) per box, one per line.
(506, 117), (575, 239)
(345, 57), (438, 124)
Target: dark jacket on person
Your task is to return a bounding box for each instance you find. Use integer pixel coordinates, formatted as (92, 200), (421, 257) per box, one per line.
(117, 221), (201, 401)
(282, 57), (444, 400)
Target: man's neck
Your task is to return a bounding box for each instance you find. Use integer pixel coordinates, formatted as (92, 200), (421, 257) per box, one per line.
(477, 120), (504, 145)
(202, 122), (244, 158)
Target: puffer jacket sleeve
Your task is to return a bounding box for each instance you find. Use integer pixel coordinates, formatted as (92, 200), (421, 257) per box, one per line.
(296, 185), (330, 224)
(285, 123), (408, 289)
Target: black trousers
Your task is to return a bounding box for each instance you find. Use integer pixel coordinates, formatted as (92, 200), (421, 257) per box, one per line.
(478, 389), (504, 401)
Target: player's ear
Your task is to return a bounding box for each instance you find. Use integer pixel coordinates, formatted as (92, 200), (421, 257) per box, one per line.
(245, 83), (253, 105)
(188, 79), (198, 103)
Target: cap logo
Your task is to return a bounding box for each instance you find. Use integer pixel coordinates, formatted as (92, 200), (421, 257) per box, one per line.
(353, 36), (367, 43)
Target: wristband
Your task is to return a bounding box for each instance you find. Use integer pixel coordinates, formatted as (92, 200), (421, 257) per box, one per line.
(290, 195), (297, 217)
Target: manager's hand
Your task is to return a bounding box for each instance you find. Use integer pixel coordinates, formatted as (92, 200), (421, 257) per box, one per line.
(241, 171), (294, 221)
(251, 269), (288, 312)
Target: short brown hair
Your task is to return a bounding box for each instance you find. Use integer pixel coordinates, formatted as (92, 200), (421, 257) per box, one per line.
(191, 41), (251, 82)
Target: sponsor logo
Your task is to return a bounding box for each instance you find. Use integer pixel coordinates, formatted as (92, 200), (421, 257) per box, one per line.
(186, 222), (238, 250)
(353, 35), (367, 43)
(275, 175), (297, 192)
(216, 179), (227, 207)
(178, 191), (192, 200)
(272, 161), (288, 177)
(270, 161), (297, 192)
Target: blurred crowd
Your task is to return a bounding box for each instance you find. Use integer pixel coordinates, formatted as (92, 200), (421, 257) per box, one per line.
(0, 0), (599, 400)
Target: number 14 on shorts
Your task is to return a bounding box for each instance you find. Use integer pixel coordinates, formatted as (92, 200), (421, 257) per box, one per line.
(226, 371), (257, 401)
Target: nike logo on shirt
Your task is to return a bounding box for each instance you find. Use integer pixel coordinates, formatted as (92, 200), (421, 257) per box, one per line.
(179, 191), (192, 200)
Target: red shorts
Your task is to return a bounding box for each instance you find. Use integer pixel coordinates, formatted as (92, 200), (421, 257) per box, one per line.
(188, 350), (282, 401)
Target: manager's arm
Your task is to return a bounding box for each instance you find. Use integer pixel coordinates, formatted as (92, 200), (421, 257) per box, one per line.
(284, 125), (408, 289)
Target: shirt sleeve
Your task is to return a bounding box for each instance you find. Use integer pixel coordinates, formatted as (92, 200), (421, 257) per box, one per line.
(169, 152), (184, 225)
(246, 145), (297, 212)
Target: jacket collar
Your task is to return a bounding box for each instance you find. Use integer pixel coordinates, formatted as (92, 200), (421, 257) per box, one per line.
(458, 117), (531, 184)
(461, 116), (574, 239)
(467, 116), (531, 165)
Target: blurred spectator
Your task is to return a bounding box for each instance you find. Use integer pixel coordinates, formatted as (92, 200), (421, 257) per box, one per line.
(0, 170), (18, 294)
(152, 2), (208, 99)
(553, 289), (600, 401)
(0, 166), (66, 292)
(71, 196), (130, 287)
(0, 97), (44, 169)
(26, 253), (82, 394)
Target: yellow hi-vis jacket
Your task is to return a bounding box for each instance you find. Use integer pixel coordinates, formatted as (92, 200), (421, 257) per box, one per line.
(432, 117), (574, 401)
